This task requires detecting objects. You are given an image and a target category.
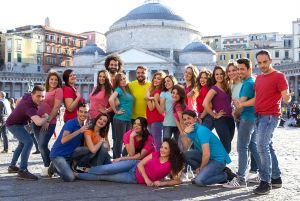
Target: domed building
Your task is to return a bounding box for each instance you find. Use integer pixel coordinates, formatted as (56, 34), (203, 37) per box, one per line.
(73, 43), (106, 66)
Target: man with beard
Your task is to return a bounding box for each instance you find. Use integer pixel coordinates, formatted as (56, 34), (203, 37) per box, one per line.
(129, 66), (151, 121)
(104, 54), (124, 89)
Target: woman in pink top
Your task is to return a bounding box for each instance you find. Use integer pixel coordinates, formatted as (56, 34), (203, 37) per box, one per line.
(171, 85), (186, 135)
(32, 71), (63, 167)
(145, 71), (166, 150)
(183, 65), (199, 112)
(62, 69), (84, 122)
(114, 117), (155, 163)
(76, 138), (184, 187)
(89, 70), (113, 120)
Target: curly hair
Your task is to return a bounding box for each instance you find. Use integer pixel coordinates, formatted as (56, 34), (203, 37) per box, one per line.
(163, 138), (184, 176)
(45, 71), (62, 92)
(104, 54), (123, 73)
(196, 69), (213, 91)
(149, 71), (166, 93)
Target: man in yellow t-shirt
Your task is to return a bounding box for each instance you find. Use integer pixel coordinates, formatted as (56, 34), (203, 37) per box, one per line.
(128, 66), (151, 120)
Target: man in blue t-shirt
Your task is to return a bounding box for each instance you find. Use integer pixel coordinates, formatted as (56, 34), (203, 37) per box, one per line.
(49, 103), (88, 182)
(181, 110), (231, 186)
(223, 58), (261, 188)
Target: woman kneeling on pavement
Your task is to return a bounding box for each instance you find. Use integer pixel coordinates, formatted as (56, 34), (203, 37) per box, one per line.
(75, 138), (184, 187)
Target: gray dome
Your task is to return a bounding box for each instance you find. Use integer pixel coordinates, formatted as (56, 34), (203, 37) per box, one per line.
(181, 42), (215, 54)
(114, 2), (185, 24)
(75, 43), (105, 56)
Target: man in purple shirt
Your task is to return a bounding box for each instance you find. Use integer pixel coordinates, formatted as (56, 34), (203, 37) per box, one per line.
(6, 85), (49, 180)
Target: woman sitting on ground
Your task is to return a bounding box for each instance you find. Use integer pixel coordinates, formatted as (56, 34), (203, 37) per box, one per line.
(115, 117), (155, 163)
(76, 138), (184, 187)
(72, 113), (111, 169)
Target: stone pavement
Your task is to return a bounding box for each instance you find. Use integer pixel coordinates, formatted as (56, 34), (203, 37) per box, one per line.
(0, 126), (300, 201)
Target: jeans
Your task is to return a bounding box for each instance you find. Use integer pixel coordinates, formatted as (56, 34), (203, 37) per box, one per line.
(250, 154), (259, 172)
(201, 114), (214, 131)
(255, 115), (281, 183)
(149, 122), (163, 150)
(163, 126), (179, 142)
(237, 119), (261, 182)
(78, 160), (138, 184)
(51, 156), (75, 182)
(0, 125), (8, 150)
(7, 125), (33, 170)
(214, 117), (235, 153)
(32, 123), (56, 167)
(112, 118), (131, 159)
(183, 149), (202, 170)
(72, 144), (111, 167)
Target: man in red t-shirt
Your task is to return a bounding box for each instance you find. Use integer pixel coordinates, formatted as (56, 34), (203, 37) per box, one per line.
(238, 50), (293, 195)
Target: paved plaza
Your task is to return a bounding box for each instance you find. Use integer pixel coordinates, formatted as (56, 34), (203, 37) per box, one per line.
(0, 126), (300, 201)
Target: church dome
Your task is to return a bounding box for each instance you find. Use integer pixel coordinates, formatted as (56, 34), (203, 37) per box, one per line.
(181, 41), (215, 54)
(75, 43), (105, 56)
(113, 2), (185, 24)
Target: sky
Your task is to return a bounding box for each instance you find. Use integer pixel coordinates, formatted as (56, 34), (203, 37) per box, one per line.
(1, 0), (300, 36)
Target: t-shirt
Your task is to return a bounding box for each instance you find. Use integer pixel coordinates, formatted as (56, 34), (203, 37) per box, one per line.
(37, 88), (63, 124)
(184, 85), (197, 112)
(6, 93), (38, 126)
(113, 87), (134, 121)
(89, 88), (109, 119)
(123, 129), (155, 154)
(84, 130), (106, 146)
(187, 123), (231, 164)
(146, 89), (165, 124)
(50, 118), (83, 158)
(254, 71), (288, 117)
(231, 82), (243, 100)
(128, 80), (151, 119)
(63, 86), (84, 122)
(196, 86), (209, 113)
(136, 151), (171, 184)
(239, 76), (255, 121)
(211, 85), (232, 118)
(160, 91), (176, 127)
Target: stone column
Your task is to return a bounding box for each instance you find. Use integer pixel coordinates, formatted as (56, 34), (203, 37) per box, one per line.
(295, 75), (299, 102)
(21, 82), (25, 96)
(93, 71), (97, 87)
(11, 82), (15, 98)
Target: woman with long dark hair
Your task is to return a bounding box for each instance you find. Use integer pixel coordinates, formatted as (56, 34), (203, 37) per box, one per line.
(76, 138), (184, 187)
(114, 117), (155, 163)
(62, 69), (83, 122)
(33, 71), (63, 167)
(89, 70), (113, 120)
(171, 84), (186, 135)
(203, 66), (235, 153)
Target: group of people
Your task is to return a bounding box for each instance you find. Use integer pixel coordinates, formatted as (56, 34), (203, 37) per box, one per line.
(0, 49), (292, 195)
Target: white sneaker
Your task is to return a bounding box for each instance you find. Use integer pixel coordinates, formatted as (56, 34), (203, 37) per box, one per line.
(223, 177), (247, 188)
(180, 172), (191, 183)
(247, 174), (261, 184)
(41, 167), (49, 177)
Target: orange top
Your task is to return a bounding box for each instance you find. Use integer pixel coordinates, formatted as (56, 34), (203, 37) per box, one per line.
(84, 130), (106, 146)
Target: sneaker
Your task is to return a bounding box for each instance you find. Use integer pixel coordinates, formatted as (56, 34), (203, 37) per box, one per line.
(223, 177), (247, 188)
(32, 150), (41, 154)
(1, 149), (8, 153)
(17, 170), (38, 181)
(8, 165), (19, 173)
(271, 177), (282, 188)
(253, 181), (272, 195)
(47, 162), (56, 177)
(248, 174), (261, 184)
(224, 167), (237, 182)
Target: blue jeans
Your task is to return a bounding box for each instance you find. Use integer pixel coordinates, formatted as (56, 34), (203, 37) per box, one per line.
(195, 160), (227, 186)
(163, 126), (179, 142)
(78, 160), (138, 183)
(237, 119), (261, 182)
(149, 122), (163, 150)
(7, 125), (33, 170)
(255, 115), (281, 183)
(0, 125), (8, 150)
(183, 149), (202, 170)
(32, 123), (56, 167)
(51, 156), (75, 182)
(214, 117), (235, 153)
(201, 114), (214, 131)
(113, 118), (131, 159)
